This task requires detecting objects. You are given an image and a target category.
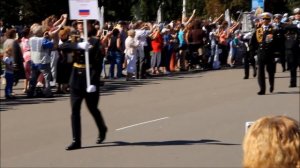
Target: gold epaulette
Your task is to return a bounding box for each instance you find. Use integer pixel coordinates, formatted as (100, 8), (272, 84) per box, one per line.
(256, 27), (264, 43)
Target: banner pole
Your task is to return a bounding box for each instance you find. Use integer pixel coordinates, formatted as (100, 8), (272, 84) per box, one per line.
(83, 20), (91, 89)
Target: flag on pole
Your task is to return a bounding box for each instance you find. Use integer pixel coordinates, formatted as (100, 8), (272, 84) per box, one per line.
(156, 4), (162, 23)
(182, 0), (186, 22)
(225, 9), (231, 27)
(79, 10), (90, 16)
(100, 6), (104, 29)
(68, 0), (99, 92)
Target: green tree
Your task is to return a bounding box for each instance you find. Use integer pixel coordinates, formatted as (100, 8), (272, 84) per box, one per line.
(286, 0), (300, 13)
(0, 0), (298, 25)
(19, 0), (68, 24)
(103, 0), (139, 21)
(265, 0), (289, 13)
(160, 0), (182, 21)
(229, 0), (250, 12)
(0, 0), (21, 24)
(0, 0), (69, 25)
(186, 0), (206, 18)
(204, 0), (225, 18)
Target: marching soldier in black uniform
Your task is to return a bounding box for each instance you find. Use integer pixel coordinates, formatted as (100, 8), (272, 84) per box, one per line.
(250, 12), (276, 95)
(285, 8), (300, 88)
(243, 32), (257, 79)
(62, 21), (107, 150)
(284, 25), (300, 88)
(272, 14), (286, 72)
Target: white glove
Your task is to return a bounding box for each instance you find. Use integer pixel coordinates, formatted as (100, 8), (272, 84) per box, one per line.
(87, 85), (96, 93)
(77, 42), (90, 50)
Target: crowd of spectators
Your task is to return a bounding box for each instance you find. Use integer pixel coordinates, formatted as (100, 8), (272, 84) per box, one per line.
(0, 7), (299, 99)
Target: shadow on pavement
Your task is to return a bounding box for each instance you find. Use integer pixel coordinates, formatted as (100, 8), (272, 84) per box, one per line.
(80, 139), (240, 149)
(100, 70), (204, 97)
(0, 69), (216, 112)
(273, 91), (300, 95)
(0, 95), (69, 112)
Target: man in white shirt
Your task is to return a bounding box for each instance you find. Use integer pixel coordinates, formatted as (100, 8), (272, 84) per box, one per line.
(27, 24), (54, 98)
(134, 22), (153, 79)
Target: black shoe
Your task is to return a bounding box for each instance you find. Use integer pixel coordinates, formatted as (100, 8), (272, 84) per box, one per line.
(96, 127), (107, 144)
(14, 79), (19, 86)
(253, 68), (257, 78)
(243, 76), (249, 79)
(5, 95), (16, 100)
(141, 75), (147, 79)
(257, 91), (265, 95)
(27, 90), (35, 98)
(55, 90), (63, 94)
(65, 141), (81, 150)
(253, 70), (257, 77)
(270, 86), (274, 93)
(289, 84), (297, 88)
(44, 92), (53, 98)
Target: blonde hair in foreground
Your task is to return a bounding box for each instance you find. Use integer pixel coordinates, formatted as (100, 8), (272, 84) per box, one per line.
(243, 116), (300, 168)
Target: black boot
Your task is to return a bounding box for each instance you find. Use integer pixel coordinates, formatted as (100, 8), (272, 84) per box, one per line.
(27, 86), (35, 98)
(257, 90), (265, 95)
(96, 127), (107, 144)
(253, 68), (257, 77)
(68, 109), (81, 150)
(269, 86), (274, 93)
(66, 140), (81, 150)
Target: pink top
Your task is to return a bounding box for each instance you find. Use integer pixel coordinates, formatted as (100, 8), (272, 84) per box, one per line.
(21, 37), (31, 62)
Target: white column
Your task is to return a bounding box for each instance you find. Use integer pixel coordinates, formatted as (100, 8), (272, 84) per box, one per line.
(182, 0), (186, 21)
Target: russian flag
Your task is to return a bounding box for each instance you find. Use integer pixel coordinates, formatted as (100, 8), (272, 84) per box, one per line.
(79, 10), (90, 16)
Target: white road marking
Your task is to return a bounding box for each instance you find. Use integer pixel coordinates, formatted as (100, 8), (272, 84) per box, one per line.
(116, 117), (169, 131)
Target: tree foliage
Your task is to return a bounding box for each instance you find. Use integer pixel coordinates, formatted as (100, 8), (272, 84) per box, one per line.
(0, 0), (298, 25)
(204, 0), (225, 18)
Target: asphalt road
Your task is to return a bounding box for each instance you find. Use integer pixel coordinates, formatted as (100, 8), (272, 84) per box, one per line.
(1, 66), (299, 168)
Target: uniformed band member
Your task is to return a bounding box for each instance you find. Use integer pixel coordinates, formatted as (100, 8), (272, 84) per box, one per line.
(284, 24), (300, 88)
(250, 12), (276, 95)
(64, 21), (107, 150)
(243, 32), (257, 79)
(272, 14), (286, 72)
(285, 8), (300, 88)
(292, 8), (300, 26)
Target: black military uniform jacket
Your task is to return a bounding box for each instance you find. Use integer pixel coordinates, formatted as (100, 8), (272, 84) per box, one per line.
(250, 24), (275, 63)
(273, 22), (285, 55)
(284, 24), (300, 64)
(69, 37), (103, 90)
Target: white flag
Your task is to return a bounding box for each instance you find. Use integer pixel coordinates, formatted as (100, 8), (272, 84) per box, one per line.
(99, 6), (104, 29)
(156, 4), (162, 23)
(225, 9), (231, 27)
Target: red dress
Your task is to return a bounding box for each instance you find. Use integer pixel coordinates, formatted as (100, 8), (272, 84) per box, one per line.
(151, 33), (163, 53)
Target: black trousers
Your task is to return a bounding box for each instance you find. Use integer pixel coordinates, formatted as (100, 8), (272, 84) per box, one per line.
(244, 52), (256, 78)
(69, 68), (106, 141)
(288, 61), (300, 86)
(136, 46), (150, 79)
(257, 60), (275, 92)
(274, 53), (286, 72)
